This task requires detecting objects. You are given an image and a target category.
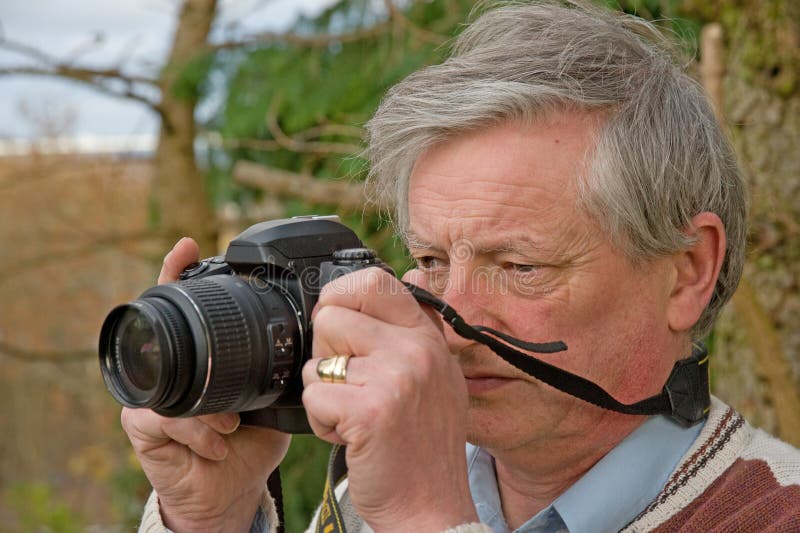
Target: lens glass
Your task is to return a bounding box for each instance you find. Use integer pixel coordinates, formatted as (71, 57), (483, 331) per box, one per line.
(117, 309), (162, 391)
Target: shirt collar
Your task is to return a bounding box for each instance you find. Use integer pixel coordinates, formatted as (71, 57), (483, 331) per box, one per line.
(466, 415), (705, 533)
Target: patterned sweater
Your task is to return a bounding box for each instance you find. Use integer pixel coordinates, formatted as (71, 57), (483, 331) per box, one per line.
(139, 397), (800, 532)
(622, 398), (800, 531)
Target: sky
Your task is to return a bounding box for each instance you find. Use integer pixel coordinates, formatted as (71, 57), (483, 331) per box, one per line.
(0, 0), (338, 143)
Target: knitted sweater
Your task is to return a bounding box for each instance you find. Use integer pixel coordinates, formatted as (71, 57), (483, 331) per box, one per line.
(139, 397), (800, 532)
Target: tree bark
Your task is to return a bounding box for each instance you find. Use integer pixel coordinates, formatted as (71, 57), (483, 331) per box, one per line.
(682, 0), (800, 445)
(152, 0), (218, 255)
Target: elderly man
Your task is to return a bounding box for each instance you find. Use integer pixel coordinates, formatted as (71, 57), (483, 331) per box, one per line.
(124, 1), (800, 532)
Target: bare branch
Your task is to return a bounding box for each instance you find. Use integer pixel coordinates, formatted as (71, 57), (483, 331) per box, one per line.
(233, 160), (371, 213)
(0, 36), (57, 66)
(382, 0), (448, 45)
(0, 64), (164, 117)
(64, 32), (106, 63)
(201, 117), (364, 155)
(0, 340), (94, 363)
(210, 1), (448, 51)
(201, 130), (281, 151)
(0, 37), (157, 85)
(264, 97), (363, 155)
(0, 36), (163, 117)
(0, 64), (157, 90)
(294, 123), (365, 142)
(209, 20), (393, 51)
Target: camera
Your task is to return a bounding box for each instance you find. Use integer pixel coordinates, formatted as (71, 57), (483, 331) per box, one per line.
(98, 215), (389, 433)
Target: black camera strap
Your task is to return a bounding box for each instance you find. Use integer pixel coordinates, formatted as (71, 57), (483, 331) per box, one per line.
(403, 282), (711, 427)
(310, 283), (710, 533)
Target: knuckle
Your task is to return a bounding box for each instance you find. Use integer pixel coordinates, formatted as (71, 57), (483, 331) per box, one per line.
(313, 305), (336, 328)
(361, 267), (393, 295)
(301, 382), (321, 406)
(319, 276), (348, 303)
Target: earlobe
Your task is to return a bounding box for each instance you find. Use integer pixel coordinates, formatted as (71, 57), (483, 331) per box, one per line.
(667, 212), (727, 333)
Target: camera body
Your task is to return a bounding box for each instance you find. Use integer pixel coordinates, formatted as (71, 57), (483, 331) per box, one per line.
(98, 215), (389, 433)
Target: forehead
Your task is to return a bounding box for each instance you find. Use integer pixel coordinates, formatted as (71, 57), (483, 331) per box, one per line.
(407, 114), (599, 249)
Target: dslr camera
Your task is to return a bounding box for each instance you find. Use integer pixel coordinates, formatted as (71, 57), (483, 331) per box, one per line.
(99, 215), (389, 433)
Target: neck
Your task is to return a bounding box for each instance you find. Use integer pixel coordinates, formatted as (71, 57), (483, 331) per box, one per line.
(489, 412), (644, 530)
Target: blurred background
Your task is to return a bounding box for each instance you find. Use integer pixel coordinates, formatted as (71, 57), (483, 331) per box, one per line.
(0, 0), (797, 531)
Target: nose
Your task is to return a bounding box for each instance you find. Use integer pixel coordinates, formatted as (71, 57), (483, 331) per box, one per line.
(438, 265), (491, 353)
(403, 264), (481, 352)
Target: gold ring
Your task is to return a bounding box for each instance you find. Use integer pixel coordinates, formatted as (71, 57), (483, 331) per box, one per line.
(316, 355), (351, 384)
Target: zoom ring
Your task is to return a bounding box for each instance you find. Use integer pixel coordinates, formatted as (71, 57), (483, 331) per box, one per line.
(182, 277), (252, 414)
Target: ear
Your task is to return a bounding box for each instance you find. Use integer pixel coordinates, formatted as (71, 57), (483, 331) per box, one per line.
(667, 212), (726, 333)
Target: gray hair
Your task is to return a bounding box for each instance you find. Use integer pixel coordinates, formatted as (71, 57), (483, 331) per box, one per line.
(364, 0), (746, 339)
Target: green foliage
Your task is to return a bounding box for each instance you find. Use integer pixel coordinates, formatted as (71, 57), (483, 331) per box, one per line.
(603, 0), (701, 56)
(109, 457), (152, 528)
(171, 52), (217, 102)
(280, 436), (332, 533)
(678, 0), (799, 97)
(192, 2), (477, 524)
(191, 0), (732, 527)
(3, 482), (85, 532)
(202, 0), (473, 263)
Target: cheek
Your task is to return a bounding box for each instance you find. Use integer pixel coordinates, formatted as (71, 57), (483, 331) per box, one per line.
(498, 272), (671, 395)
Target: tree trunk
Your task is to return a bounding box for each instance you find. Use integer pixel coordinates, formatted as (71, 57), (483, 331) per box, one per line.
(152, 0), (218, 255)
(681, 0), (800, 445)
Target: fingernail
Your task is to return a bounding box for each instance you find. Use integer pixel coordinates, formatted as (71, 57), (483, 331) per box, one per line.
(224, 413), (240, 432)
(214, 438), (228, 460)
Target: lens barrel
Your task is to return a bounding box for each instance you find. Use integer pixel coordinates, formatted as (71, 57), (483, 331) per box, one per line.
(99, 298), (193, 408)
(99, 274), (301, 417)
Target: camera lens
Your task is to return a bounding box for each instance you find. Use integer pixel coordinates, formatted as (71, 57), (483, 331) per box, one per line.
(100, 298), (193, 409)
(99, 275), (302, 418)
(118, 309), (161, 390)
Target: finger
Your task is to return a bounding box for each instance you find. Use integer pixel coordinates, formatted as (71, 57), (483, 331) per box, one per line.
(311, 305), (410, 360)
(302, 382), (357, 445)
(160, 417), (229, 461)
(158, 237), (200, 284)
(318, 267), (428, 328)
(198, 412), (240, 435)
(402, 269), (446, 335)
(121, 407), (171, 448)
(121, 408), (227, 461)
(301, 355), (376, 387)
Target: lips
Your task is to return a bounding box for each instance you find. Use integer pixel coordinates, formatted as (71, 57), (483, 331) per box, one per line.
(458, 347), (519, 395)
(463, 372), (515, 395)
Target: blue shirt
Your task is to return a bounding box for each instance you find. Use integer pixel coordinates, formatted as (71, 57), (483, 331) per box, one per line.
(466, 415), (705, 533)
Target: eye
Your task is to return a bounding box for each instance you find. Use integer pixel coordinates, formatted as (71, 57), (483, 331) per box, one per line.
(503, 262), (539, 274)
(414, 256), (447, 271)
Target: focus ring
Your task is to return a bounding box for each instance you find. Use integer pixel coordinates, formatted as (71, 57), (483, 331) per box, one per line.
(149, 298), (190, 407)
(182, 277), (252, 414)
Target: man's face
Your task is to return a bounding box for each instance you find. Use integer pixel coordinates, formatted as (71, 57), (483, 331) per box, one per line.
(406, 114), (681, 453)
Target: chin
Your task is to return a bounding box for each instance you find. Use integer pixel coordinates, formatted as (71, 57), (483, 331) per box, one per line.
(466, 401), (542, 451)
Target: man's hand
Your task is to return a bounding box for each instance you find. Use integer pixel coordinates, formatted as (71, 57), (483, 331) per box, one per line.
(302, 267), (479, 533)
(120, 237), (291, 532)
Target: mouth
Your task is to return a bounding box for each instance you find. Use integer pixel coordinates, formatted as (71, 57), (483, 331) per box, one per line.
(463, 372), (515, 395)
(458, 346), (521, 395)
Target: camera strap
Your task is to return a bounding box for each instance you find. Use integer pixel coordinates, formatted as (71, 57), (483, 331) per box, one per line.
(403, 282), (710, 427)
(315, 443), (349, 533)
(310, 283), (710, 533)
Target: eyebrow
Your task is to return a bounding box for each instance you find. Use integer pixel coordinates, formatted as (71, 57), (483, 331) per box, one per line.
(403, 229), (545, 256)
(403, 230), (436, 251)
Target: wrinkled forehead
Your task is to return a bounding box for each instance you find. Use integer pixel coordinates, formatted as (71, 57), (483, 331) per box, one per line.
(405, 117), (598, 249)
